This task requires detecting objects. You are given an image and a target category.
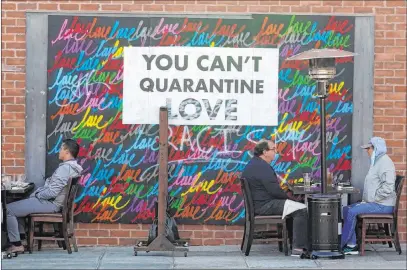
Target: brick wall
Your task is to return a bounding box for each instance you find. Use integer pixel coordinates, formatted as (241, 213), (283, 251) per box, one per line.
(1, 0), (406, 245)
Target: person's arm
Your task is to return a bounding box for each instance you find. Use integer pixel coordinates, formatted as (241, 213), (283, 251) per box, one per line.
(35, 166), (70, 200)
(375, 164), (396, 202)
(259, 169), (289, 200)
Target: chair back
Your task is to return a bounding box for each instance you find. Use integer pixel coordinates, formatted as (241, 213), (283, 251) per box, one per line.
(62, 177), (80, 223)
(393, 175), (405, 231)
(240, 178), (255, 226)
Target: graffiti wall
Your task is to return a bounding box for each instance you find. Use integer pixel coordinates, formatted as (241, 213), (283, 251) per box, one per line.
(46, 14), (355, 224)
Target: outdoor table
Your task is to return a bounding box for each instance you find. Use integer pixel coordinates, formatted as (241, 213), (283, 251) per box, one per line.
(291, 185), (360, 195)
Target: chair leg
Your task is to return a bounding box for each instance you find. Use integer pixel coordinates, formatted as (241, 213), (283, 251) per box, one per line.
(384, 223), (393, 248)
(283, 220), (288, 256)
(241, 222), (246, 252)
(58, 223), (67, 250)
(38, 223), (43, 251)
(361, 220), (367, 256)
(244, 221), (254, 256)
(394, 228), (402, 255)
(70, 220), (78, 252)
(277, 224), (283, 252)
(29, 219), (35, 254)
(62, 222), (72, 254)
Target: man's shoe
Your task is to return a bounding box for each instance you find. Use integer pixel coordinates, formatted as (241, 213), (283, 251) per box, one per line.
(6, 245), (25, 254)
(343, 245), (358, 255)
(291, 249), (311, 259)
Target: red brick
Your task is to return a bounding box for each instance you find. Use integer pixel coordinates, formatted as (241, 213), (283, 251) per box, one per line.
(387, 15), (406, 23)
(311, 6), (333, 13)
(119, 238), (136, 246)
(364, 1), (385, 7)
(38, 3), (59, 10)
(386, 0), (407, 7)
(376, 7), (396, 14)
(179, 230), (194, 238)
(165, 5), (185, 12)
(385, 109), (406, 116)
(214, 231), (235, 238)
(4, 167), (24, 174)
(189, 238), (203, 246)
(194, 231), (214, 238)
(75, 230), (89, 237)
(1, 144), (14, 151)
(299, 1), (322, 6)
(225, 239), (241, 245)
(130, 231), (148, 238)
(376, 23), (395, 30)
(396, 23), (406, 31)
(375, 70), (394, 77)
(98, 238), (118, 245)
(59, 4), (79, 10)
(2, 3), (16, 10)
(395, 101), (407, 109)
(386, 31), (406, 38)
(227, 5), (247, 12)
(203, 239), (225, 245)
(269, 6), (291, 12)
(290, 6), (311, 12)
(322, 1), (342, 6)
(4, 136), (25, 144)
(204, 225), (225, 231)
(143, 4), (164, 11)
(4, 12), (25, 18)
(375, 53), (394, 61)
(6, 27), (25, 34)
(354, 7), (373, 13)
(110, 230), (130, 237)
(101, 5), (122, 11)
(334, 7), (354, 13)
(89, 230), (110, 237)
(80, 4), (100, 11)
(375, 38), (395, 46)
(385, 62), (405, 69)
(15, 128), (25, 135)
(396, 7), (407, 14)
(1, 159), (14, 166)
(395, 86), (407, 92)
(122, 4), (142, 11)
(385, 78), (405, 85)
(279, 1), (302, 5)
(17, 3), (37, 10)
(5, 105), (24, 112)
(120, 223), (141, 230)
(77, 237), (97, 246)
(99, 223), (120, 230)
(78, 223), (99, 229)
(207, 5), (227, 12)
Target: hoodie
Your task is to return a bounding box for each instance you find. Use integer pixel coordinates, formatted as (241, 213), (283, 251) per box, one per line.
(33, 160), (83, 209)
(362, 137), (396, 207)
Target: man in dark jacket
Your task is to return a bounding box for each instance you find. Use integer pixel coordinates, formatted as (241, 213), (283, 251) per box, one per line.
(242, 139), (309, 257)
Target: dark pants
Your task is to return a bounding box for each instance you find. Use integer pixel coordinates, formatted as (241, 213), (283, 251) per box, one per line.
(257, 200), (309, 250)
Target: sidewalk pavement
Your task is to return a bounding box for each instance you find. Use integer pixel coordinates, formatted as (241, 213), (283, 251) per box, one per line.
(2, 243), (406, 269)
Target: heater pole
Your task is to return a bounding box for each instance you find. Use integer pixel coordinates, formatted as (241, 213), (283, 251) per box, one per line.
(318, 81), (328, 194)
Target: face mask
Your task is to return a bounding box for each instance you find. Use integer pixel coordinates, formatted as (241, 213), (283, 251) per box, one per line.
(370, 149), (376, 167)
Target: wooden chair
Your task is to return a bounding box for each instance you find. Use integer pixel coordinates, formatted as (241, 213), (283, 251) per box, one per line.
(357, 175), (405, 256)
(27, 177), (80, 254)
(240, 178), (289, 256)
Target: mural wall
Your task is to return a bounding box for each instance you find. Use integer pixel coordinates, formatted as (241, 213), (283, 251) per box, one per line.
(46, 14), (355, 224)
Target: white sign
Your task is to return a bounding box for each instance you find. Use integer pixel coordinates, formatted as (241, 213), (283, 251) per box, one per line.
(123, 47), (279, 126)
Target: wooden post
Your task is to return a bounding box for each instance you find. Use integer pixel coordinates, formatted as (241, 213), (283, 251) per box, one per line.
(157, 106), (168, 236)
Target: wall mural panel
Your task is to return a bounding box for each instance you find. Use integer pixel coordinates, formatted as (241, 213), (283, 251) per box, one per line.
(46, 14), (355, 224)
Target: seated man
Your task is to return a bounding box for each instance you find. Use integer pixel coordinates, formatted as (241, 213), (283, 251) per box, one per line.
(341, 137), (396, 255)
(6, 139), (83, 253)
(242, 139), (309, 257)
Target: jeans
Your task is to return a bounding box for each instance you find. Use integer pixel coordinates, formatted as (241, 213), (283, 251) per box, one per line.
(6, 197), (58, 242)
(341, 202), (394, 247)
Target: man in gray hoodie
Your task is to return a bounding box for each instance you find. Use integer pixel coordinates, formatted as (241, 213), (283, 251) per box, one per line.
(6, 139), (83, 253)
(341, 137), (396, 255)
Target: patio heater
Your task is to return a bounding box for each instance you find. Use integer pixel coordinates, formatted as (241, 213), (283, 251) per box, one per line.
(286, 49), (356, 260)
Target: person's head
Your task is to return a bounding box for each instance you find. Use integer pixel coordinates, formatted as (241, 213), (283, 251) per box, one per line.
(254, 139), (276, 163)
(361, 137), (387, 158)
(59, 139), (80, 161)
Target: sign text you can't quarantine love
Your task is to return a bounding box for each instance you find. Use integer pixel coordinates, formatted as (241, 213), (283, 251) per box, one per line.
(123, 47), (279, 126)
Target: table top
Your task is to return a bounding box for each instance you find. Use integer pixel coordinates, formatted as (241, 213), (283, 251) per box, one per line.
(292, 185), (360, 195)
(2, 183), (35, 194)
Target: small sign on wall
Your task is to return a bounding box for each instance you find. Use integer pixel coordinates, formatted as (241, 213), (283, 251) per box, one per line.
(123, 47), (279, 126)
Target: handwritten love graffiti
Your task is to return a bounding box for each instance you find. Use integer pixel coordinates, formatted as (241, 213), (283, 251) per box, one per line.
(46, 14), (354, 225)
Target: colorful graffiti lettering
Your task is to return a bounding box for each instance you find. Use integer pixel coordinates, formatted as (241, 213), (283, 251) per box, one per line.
(46, 14), (354, 225)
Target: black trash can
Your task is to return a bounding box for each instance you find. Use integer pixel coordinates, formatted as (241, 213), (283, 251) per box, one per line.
(307, 194), (342, 252)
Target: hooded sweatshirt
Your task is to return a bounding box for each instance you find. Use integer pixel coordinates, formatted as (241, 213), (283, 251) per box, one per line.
(34, 159), (83, 209)
(362, 137), (396, 207)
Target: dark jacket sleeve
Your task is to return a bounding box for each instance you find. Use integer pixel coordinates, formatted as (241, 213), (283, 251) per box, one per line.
(259, 169), (289, 200)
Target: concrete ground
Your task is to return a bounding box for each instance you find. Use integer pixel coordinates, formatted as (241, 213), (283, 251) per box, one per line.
(1, 243), (406, 269)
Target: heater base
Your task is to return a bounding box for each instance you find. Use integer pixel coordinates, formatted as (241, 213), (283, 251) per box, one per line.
(310, 250), (345, 260)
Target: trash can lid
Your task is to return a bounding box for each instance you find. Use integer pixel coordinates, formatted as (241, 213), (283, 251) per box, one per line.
(308, 194), (341, 201)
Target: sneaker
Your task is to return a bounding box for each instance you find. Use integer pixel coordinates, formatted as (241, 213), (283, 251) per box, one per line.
(6, 245), (25, 254)
(343, 245), (358, 255)
(291, 249), (311, 259)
